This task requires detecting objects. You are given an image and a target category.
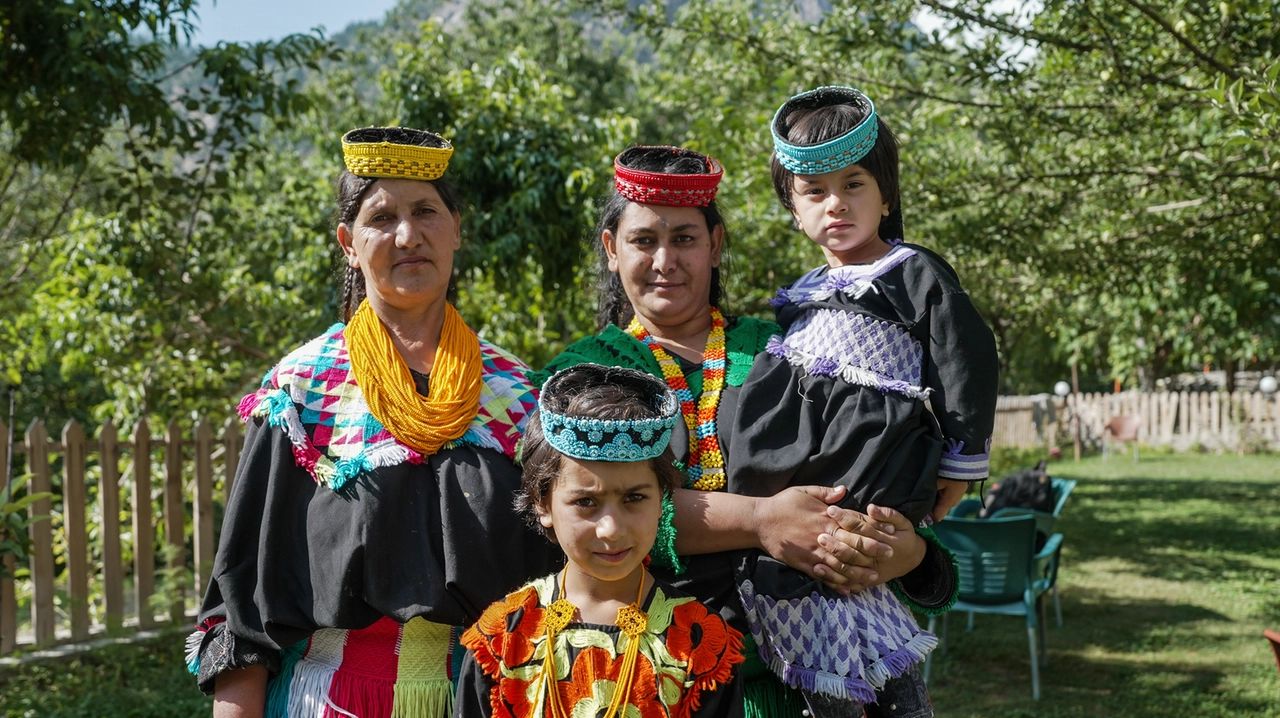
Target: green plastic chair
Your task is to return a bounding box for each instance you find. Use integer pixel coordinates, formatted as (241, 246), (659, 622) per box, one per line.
(990, 507), (1063, 627)
(1050, 477), (1077, 517)
(922, 514), (1064, 700)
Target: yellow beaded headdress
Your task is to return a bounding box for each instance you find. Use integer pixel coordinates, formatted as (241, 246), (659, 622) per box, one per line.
(341, 126), (453, 180)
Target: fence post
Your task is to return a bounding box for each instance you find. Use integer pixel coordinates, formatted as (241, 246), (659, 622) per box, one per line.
(163, 419), (186, 625)
(62, 420), (90, 641)
(99, 420), (124, 634)
(0, 419), (13, 654)
(131, 420), (155, 629)
(194, 420), (214, 599)
(26, 420), (55, 645)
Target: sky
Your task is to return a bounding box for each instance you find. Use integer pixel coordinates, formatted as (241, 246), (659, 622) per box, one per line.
(190, 0), (402, 45)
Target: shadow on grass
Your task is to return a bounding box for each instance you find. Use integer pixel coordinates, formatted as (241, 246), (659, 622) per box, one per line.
(927, 590), (1271, 718)
(929, 470), (1280, 716)
(1057, 479), (1280, 584)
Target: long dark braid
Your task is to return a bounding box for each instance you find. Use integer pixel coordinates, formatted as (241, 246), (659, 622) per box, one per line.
(593, 147), (730, 330)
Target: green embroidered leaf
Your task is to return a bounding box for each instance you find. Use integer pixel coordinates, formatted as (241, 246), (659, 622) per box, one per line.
(563, 627), (619, 657)
(645, 587), (694, 635)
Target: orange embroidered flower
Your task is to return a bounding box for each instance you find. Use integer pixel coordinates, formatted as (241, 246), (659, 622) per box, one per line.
(498, 672), (535, 718)
(554, 647), (664, 718)
(473, 586), (545, 670)
(667, 601), (730, 674)
(500, 588), (546, 668)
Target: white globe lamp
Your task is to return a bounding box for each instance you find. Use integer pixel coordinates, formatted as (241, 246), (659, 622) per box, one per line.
(1054, 381), (1071, 397)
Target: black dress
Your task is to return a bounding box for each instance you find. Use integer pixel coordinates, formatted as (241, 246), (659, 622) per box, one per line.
(187, 324), (557, 717)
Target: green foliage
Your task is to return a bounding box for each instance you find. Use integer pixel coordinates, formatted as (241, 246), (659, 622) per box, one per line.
(2, 0), (1277, 435)
(0, 474), (53, 578)
(0, 2), (340, 428)
(0, 631), (212, 717)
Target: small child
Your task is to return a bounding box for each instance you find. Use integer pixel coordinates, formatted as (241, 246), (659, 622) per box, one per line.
(727, 86), (1000, 716)
(457, 364), (744, 718)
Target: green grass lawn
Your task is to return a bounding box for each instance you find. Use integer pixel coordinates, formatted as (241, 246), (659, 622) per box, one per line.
(0, 631), (211, 717)
(928, 453), (1280, 717)
(2, 454), (1277, 717)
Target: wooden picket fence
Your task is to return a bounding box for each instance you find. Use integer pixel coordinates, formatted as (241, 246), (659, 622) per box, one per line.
(1, 389), (1276, 656)
(992, 390), (1280, 451)
(1, 418), (242, 655)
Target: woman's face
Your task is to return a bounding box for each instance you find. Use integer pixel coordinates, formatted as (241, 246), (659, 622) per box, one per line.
(602, 202), (723, 327)
(336, 178), (461, 312)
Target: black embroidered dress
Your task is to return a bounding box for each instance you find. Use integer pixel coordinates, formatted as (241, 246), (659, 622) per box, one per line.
(187, 324), (557, 718)
(727, 241), (999, 708)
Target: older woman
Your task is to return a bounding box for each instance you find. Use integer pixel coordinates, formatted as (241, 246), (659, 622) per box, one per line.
(538, 146), (956, 717)
(188, 127), (554, 718)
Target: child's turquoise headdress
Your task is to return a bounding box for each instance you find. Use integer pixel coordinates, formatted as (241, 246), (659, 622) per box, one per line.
(539, 364), (680, 462)
(771, 86), (878, 175)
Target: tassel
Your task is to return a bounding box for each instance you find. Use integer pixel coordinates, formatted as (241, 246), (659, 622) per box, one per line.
(390, 679), (454, 718)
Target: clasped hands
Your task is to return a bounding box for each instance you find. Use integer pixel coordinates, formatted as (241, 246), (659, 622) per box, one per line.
(754, 482), (959, 595)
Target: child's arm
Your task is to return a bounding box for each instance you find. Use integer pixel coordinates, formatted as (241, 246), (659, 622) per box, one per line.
(933, 478), (969, 522)
(924, 289), (1000, 486)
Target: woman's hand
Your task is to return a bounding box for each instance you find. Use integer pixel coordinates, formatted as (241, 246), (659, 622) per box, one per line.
(752, 485), (895, 589)
(213, 666), (268, 718)
(815, 504), (926, 594)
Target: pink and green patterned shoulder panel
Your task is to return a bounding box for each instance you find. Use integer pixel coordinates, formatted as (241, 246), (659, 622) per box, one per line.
(238, 323), (537, 490)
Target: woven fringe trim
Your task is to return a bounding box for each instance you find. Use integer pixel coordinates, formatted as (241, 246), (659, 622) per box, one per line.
(742, 675), (810, 718)
(264, 641), (307, 718)
(184, 629), (203, 675)
(807, 278), (880, 302)
(322, 667), (395, 718)
(246, 389), (467, 491)
(390, 679), (454, 718)
(766, 341), (932, 400)
(283, 654), (341, 718)
(764, 653), (877, 704)
(759, 632), (934, 703)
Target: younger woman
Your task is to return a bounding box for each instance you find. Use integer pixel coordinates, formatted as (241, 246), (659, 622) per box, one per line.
(458, 364), (744, 718)
(729, 86), (1000, 716)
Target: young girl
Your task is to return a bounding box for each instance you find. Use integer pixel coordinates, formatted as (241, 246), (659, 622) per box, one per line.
(457, 364), (744, 718)
(727, 86), (999, 716)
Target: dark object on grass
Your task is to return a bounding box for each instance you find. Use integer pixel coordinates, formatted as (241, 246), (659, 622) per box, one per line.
(980, 460), (1054, 517)
(1265, 629), (1280, 678)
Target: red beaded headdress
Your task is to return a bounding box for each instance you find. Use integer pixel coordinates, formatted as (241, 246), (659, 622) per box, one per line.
(613, 146), (724, 207)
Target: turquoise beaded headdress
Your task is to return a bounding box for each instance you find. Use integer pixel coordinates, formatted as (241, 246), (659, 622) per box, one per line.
(771, 86), (878, 175)
(538, 364), (680, 462)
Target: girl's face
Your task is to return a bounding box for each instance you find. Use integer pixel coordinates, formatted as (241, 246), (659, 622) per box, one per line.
(538, 457), (662, 586)
(336, 178), (461, 313)
(602, 202), (723, 327)
(790, 164), (890, 266)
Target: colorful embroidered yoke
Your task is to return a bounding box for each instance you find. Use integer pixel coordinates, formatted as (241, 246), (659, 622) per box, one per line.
(458, 575), (744, 718)
(239, 322), (538, 489)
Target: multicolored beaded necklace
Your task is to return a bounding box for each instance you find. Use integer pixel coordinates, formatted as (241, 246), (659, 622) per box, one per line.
(626, 308), (727, 491)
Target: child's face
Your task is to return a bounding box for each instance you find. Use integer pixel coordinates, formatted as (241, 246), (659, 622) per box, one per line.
(538, 457), (663, 585)
(790, 164), (890, 266)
